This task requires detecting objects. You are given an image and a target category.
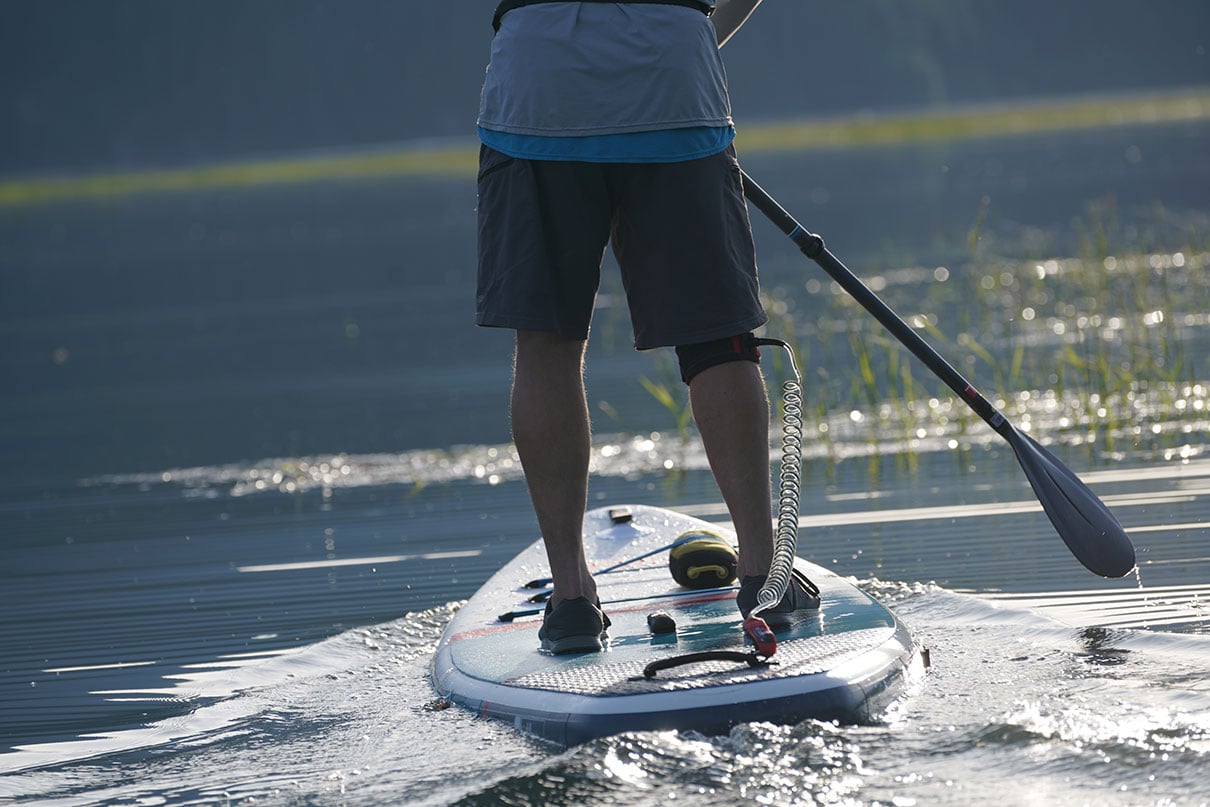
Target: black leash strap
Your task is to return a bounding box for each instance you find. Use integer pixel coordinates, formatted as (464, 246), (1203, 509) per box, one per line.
(493, 0), (715, 32)
(634, 650), (773, 680)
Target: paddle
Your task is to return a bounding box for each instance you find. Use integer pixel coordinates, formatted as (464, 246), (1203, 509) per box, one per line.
(740, 170), (1137, 578)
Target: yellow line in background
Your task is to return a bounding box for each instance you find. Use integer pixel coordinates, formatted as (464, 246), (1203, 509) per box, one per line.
(2, 88), (1208, 208)
(0, 143), (478, 208)
(736, 87), (1210, 152)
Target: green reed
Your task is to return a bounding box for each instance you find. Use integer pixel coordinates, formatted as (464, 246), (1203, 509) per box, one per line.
(638, 355), (694, 444)
(631, 199), (1208, 466)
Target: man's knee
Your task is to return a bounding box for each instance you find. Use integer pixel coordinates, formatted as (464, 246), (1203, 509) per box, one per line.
(675, 333), (761, 385)
(515, 330), (587, 372)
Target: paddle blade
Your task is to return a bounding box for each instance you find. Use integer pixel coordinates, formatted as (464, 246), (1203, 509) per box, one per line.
(1005, 426), (1136, 578)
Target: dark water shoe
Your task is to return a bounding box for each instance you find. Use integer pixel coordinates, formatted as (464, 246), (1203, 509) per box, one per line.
(737, 569), (821, 628)
(538, 596), (611, 654)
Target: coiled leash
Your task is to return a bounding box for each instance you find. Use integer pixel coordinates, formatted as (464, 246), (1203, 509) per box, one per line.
(742, 337), (806, 658)
(640, 339), (810, 679)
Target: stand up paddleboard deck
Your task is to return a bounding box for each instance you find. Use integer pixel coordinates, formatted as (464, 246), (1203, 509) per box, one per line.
(431, 504), (919, 746)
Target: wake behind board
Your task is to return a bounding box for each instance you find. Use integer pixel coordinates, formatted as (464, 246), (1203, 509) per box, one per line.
(431, 504), (920, 746)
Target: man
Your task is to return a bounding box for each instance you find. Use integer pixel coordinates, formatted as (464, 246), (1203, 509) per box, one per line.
(476, 0), (818, 654)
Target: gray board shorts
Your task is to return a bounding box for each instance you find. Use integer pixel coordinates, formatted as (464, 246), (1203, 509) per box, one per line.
(475, 143), (767, 349)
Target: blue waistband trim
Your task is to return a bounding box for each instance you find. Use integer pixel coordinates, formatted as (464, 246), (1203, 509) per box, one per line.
(477, 126), (735, 163)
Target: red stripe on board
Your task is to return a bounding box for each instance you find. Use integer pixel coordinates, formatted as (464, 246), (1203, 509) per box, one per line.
(448, 589), (738, 643)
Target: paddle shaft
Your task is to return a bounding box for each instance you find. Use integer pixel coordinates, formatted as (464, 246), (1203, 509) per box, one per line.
(740, 171), (1010, 438)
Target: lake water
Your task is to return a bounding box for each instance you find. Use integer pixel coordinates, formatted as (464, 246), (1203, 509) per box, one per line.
(2, 119), (1209, 805)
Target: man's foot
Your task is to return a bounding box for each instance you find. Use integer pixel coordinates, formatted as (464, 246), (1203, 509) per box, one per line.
(737, 568), (821, 628)
(538, 597), (610, 654)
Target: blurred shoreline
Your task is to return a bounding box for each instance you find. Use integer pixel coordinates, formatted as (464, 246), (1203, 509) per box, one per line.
(3, 87), (1209, 204)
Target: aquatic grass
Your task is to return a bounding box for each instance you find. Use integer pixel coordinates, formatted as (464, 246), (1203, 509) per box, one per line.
(845, 316), (882, 413)
(637, 356), (694, 445)
(639, 203), (1210, 468)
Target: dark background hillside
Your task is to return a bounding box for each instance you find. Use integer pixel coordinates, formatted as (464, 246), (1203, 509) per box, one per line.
(3, 0), (1208, 175)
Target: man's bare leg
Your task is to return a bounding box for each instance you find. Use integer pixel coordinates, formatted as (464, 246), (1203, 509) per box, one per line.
(511, 330), (596, 608)
(688, 360), (775, 577)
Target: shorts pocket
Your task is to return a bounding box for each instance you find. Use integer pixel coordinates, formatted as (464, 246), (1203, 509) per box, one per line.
(477, 144), (515, 183)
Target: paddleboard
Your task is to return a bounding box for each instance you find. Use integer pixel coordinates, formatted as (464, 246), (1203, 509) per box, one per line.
(431, 504), (921, 746)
